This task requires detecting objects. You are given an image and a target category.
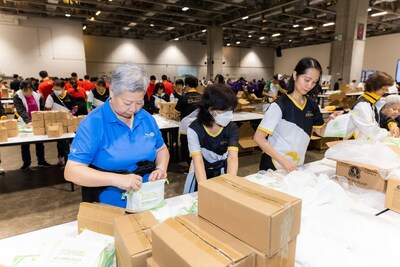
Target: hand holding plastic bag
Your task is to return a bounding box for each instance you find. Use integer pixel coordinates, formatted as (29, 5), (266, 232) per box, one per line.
(124, 179), (168, 212)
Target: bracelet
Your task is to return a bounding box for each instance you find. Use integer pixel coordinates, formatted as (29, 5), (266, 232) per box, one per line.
(155, 167), (167, 174)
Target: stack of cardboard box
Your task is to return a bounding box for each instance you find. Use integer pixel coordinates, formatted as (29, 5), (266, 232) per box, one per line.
(158, 102), (178, 120)
(238, 122), (258, 153)
(236, 90), (262, 111)
(30, 111), (85, 136)
(0, 119), (19, 140)
(4, 104), (14, 114)
(148, 174), (301, 267)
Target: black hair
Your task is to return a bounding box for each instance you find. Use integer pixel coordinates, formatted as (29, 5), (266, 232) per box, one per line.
(84, 75), (90, 80)
(13, 74), (18, 79)
(185, 76), (198, 88)
(150, 75), (156, 81)
(153, 82), (165, 95)
(175, 79), (184, 86)
(96, 79), (106, 87)
(198, 84), (237, 127)
(90, 76), (98, 82)
(161, 75), (167, 81)
(286, 57), (322, 94)
(20, 80), (32, 91)
(39, 71), (48, 79)
(214, 74), (225, 84)
(70, 80), (78, 92)
(54, 79), (65, 88)
(71, 72), (78, 77)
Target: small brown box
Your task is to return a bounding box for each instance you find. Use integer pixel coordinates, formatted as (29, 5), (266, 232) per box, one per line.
(47, 125), (63, 138)
(56, 111), (68, 121)
(67, 126), (77, 133)
(31, 111), (44, 121)
(0, 126), (7, 142)
(6, 129), (19, 137)
(32, 120), (45, 128)
(5, 119), (18, 130)
(63, 126), (68, 133)
(65, 118), (73, 126)
(72, 117), (79, 127)
(33, 127), (46, 135)
(43, 111), (54, 121)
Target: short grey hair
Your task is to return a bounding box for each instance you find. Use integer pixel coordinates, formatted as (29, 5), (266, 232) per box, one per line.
(385, 94), (400, 105)
(110, 62), (148, 96)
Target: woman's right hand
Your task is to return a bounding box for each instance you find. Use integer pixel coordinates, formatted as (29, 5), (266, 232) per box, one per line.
(280, 158), (297, 174)
(117, 174), (142, 192)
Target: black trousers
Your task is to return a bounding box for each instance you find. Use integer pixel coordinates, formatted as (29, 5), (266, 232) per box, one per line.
(21, 143), (45, 166)
(57, 140), (70, 159)
(180, 134), (190, 166)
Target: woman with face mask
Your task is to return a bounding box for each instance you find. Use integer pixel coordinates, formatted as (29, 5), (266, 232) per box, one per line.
(45, 79), (79, 166)
(183, 84), (238, 194)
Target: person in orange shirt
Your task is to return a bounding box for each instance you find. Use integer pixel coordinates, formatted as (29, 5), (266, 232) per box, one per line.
(82, 75), (95, 91)
(161, 75), (173, 96)
(67, 80), (88, 115)
(146, 75), (157, 101)
(38, 70), (54, 103)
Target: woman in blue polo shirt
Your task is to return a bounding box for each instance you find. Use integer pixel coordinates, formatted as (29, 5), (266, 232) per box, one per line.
(64, 63), (169, 208)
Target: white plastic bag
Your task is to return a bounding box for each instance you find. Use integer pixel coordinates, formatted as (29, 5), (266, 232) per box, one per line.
(126, 179), (166, 212)
(324, 113), (355, 138)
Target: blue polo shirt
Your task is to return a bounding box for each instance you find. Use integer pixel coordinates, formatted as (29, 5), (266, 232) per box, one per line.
(69, 98), (164, 207)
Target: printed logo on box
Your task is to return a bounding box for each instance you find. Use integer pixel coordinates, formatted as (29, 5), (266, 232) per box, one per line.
(348, 166), (361, 179)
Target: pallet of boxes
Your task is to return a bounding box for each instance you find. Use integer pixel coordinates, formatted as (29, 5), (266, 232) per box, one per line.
(158, 102), (179, 121)
(236, 89), (262, 112)
(147, 174), (301, 267)
(31, 111), (85, 137)
(0, 119), (19, 142)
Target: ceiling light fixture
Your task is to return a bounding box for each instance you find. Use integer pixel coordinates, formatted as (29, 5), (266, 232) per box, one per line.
(236, 41), (240, 44)
(248, 35), (252, 38)
(227, 43), (231, 46)
(202, 29), (206, 33)
(182, 7), (189, 11)
(95, 11), (101, 16)
(128, 22), (137, 27)
(367, 7), (372, 12)
(293, 24), (299, 28)
(304, 26), (313, 31)
(323, 22), (335, 27)
(175, 38), (179, 41)
(371, 11), (387, 17)
(150, 23), (154, 27)
(272, 33), (281, 37)
(90, 17), (95, 21)
(242, 16), (249, 20)
(65, 13), (71, 17)
(82, 25), (87, 30)
(262, 19), (267, 23)
(122, 27), (130, 31)
(259, 36), (265, 40)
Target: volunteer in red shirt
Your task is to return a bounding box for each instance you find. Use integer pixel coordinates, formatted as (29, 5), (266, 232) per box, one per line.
(146, 75), (157, 100)
(161, 75), (173, 96)
(82, 75), (95, 91)
(38, 70), (54, 103)
(67, 80), (88, 115)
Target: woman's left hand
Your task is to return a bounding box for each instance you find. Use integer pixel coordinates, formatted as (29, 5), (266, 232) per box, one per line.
(149, 167), (167, 181)
(328, 110), (344, 121)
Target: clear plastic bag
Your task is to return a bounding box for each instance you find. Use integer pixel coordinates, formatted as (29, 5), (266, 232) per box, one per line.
(125, 179), (167, 212)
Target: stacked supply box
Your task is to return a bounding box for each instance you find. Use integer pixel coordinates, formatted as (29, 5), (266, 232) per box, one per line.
(198, 174), (302, 267)
(385, 178), (400, 213)
(31, 111), (45, 135)
(0, 126), (7, 142)
(0, 119), (19, 137)
(30, 111), (84, 135)
(114, 212), (158, 267)
(149, 214), (256, 267)
(158, 102), (178, 120)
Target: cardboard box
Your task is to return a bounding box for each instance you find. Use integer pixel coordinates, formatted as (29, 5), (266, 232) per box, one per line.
(32, 120), (45, 128)
(31, 111), (44, 121)
(43, 111), (56, 121)
(151, 214), (256, 267)
(242, 106), (257, 112)
(6, 129), (18, 137)
(238, 122), (258, 151)
(335, 161), (387, 192)
(236, 99), (250, 110)
(32, 127), (46, 135)
(114, 213), (158, 267)
(47, 124), (63, 138)
(198, 174), (301, 256)
(4, 105), (14, 114)
(0, 126), (7, 142)
(5, 119), (18, 130)
(67, 125), (77, 133)
(2, 88), (9, 98)
(147, 258), (161, 267)
(255, 239), (296, 267)
(55, 110), (67, 121)
(158, 102), (176, 113)
(385, 178), (400, 213)
(77, 202), (127, 236)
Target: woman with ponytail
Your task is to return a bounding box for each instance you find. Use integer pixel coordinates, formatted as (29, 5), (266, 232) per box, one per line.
(254, 57), (342, 173)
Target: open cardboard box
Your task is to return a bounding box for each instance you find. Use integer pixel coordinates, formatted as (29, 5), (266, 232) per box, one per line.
(325, 141), (400, 192)
(238, 122), (258, 152)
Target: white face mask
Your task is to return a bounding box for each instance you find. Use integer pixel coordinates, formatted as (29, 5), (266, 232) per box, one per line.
(53, 90), (62, 96)
(212, 110), (233, 127)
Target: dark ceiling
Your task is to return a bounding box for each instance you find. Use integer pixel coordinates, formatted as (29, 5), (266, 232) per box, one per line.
(1, 0), (400, 49)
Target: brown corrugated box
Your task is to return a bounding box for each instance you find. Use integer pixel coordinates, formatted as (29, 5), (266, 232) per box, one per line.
(0, 126), (7, 142)
(47, 124), (63, 138)
(146, 257), (161, 267)
(77, 202), (127, 236)
(158, 102), (176, 113)
(31, 111), (44, 121)
(255, 239), (297, 267)
(198, 174), (301, 257)
(326, 141), (393, 192)
(385, 178), (400, 213)
(114, 212), (158, 267)
(151, 214), (256, 267)
(238, 122), (258, 150)
(32, 127), (46, 135)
